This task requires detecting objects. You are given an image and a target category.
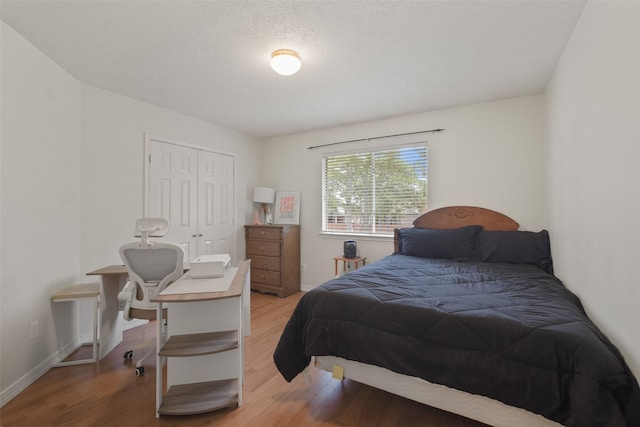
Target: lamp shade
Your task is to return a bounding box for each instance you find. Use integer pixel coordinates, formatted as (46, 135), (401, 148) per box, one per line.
(270, 49), (301, 76)
(253, 187), (275, 204)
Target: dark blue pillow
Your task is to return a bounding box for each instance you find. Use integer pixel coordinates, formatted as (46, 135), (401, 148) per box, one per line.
(397, 225), (482, 261)
(476, 230), (554, 274)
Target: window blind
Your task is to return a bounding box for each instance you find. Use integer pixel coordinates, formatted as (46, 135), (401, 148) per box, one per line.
(322, 145), (428, 235)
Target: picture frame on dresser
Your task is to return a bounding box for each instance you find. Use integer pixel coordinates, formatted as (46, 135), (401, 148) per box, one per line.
(274, 191), (300, 225)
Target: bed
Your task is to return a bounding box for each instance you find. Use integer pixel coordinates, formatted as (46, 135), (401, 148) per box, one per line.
(273, 206), (640, 427)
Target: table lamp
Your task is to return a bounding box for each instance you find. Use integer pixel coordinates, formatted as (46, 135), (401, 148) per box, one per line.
(253, 187), (275, 225)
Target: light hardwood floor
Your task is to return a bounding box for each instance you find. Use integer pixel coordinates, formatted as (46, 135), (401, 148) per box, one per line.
(0, 292), (487, 427)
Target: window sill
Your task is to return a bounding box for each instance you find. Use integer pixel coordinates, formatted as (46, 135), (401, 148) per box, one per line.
(319, 231), (394, 242)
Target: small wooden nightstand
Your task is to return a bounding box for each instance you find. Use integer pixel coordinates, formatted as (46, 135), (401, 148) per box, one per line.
(333, 256), (367, 276)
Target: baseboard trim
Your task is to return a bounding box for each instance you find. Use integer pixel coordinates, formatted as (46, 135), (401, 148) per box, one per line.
(0, 339), (79, 408)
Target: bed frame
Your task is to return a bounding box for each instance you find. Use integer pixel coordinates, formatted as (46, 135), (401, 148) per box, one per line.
(316, 206), (560, 427)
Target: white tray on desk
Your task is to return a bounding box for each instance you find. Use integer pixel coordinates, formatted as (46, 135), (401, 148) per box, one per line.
(159, 267), (238, 295)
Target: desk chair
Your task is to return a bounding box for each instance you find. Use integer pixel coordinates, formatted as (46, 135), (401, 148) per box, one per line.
(118, 218), (184, 375)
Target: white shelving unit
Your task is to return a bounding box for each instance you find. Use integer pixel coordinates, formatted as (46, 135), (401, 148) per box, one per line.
(152, 260), (250, 417)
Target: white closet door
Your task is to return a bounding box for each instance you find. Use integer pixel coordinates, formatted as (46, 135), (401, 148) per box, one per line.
(147, 140), (198, 261)
(146, 137), (235, 263)
(198, 150), (234, 257)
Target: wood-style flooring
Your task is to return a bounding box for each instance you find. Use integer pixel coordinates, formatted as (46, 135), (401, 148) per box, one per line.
(0, 291), (486, 427)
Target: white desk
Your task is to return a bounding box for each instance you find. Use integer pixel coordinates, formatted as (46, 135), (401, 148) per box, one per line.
(86, 265), (129, 359)
(152, 260), (250, 417)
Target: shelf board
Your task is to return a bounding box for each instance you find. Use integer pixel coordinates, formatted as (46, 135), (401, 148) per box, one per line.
(159, 331), (238, 357)
(158, 379), (238, 415)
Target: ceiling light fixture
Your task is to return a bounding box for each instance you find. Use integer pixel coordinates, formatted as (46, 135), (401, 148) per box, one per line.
(270, 49), (301, 76)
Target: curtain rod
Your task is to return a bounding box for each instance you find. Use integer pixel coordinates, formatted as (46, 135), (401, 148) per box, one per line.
(307, 128), (445, 150)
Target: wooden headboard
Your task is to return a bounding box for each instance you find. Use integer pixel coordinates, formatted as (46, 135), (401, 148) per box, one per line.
(393, 206), (519, 253)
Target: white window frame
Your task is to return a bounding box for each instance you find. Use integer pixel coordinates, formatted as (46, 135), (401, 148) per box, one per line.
(321, 142), (428, 238)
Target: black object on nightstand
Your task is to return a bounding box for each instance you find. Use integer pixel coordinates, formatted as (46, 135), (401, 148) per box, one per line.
(343, 240), (357, 258)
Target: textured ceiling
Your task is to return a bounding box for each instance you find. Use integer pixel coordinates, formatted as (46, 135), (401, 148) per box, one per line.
(1, 1), (586, 138)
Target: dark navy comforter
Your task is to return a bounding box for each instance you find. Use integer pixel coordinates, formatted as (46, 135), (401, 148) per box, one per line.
(274, 254), (640, 426)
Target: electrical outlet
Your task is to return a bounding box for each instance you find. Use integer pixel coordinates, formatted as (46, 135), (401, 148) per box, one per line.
(29, 321), (38, 340)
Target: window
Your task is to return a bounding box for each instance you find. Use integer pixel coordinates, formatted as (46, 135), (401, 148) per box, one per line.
(322, 144), (428, 236)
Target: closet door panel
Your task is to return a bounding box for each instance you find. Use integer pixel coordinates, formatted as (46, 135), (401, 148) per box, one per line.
(148, 140), (198, 262)
(198, 150), (234, 257)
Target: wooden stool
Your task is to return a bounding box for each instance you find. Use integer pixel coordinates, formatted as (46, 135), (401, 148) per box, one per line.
(333, 256), (367, 276)
(51, 282), (101, 366)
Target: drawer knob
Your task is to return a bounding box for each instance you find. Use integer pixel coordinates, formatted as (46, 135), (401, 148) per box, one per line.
(260, 246), (265, 252)
(260, 274), (265, 280)
(263, 263), (268, 269)
(261, 231), (266, 236)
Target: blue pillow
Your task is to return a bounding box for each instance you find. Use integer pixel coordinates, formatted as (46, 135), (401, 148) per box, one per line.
(397, 225), (482, 261)
(476, 230), (554, 274)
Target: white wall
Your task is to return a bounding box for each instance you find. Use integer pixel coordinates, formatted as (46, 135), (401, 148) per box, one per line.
(0, 21), (263, 405)
(546, 1), (640, 376)
(1, 22), (83, 403)
(263, 94), (547, 289)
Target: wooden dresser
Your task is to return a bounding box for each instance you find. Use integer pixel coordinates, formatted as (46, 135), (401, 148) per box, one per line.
(244, 224), (300, 297)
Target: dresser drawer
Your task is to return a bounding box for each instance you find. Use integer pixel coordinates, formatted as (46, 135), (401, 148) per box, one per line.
(247, 240), (281, 257)
(247, 227), (282, 241)
(251, 269), (280, 286)
(249, 255), (280, 272)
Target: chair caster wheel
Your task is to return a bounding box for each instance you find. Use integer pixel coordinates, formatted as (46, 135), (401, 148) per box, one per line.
(124, 350), (133, 359)
(135, 366), (145, 376)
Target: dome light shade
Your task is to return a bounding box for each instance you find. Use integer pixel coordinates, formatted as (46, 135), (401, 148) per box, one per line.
(271, 49), (301, 76)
